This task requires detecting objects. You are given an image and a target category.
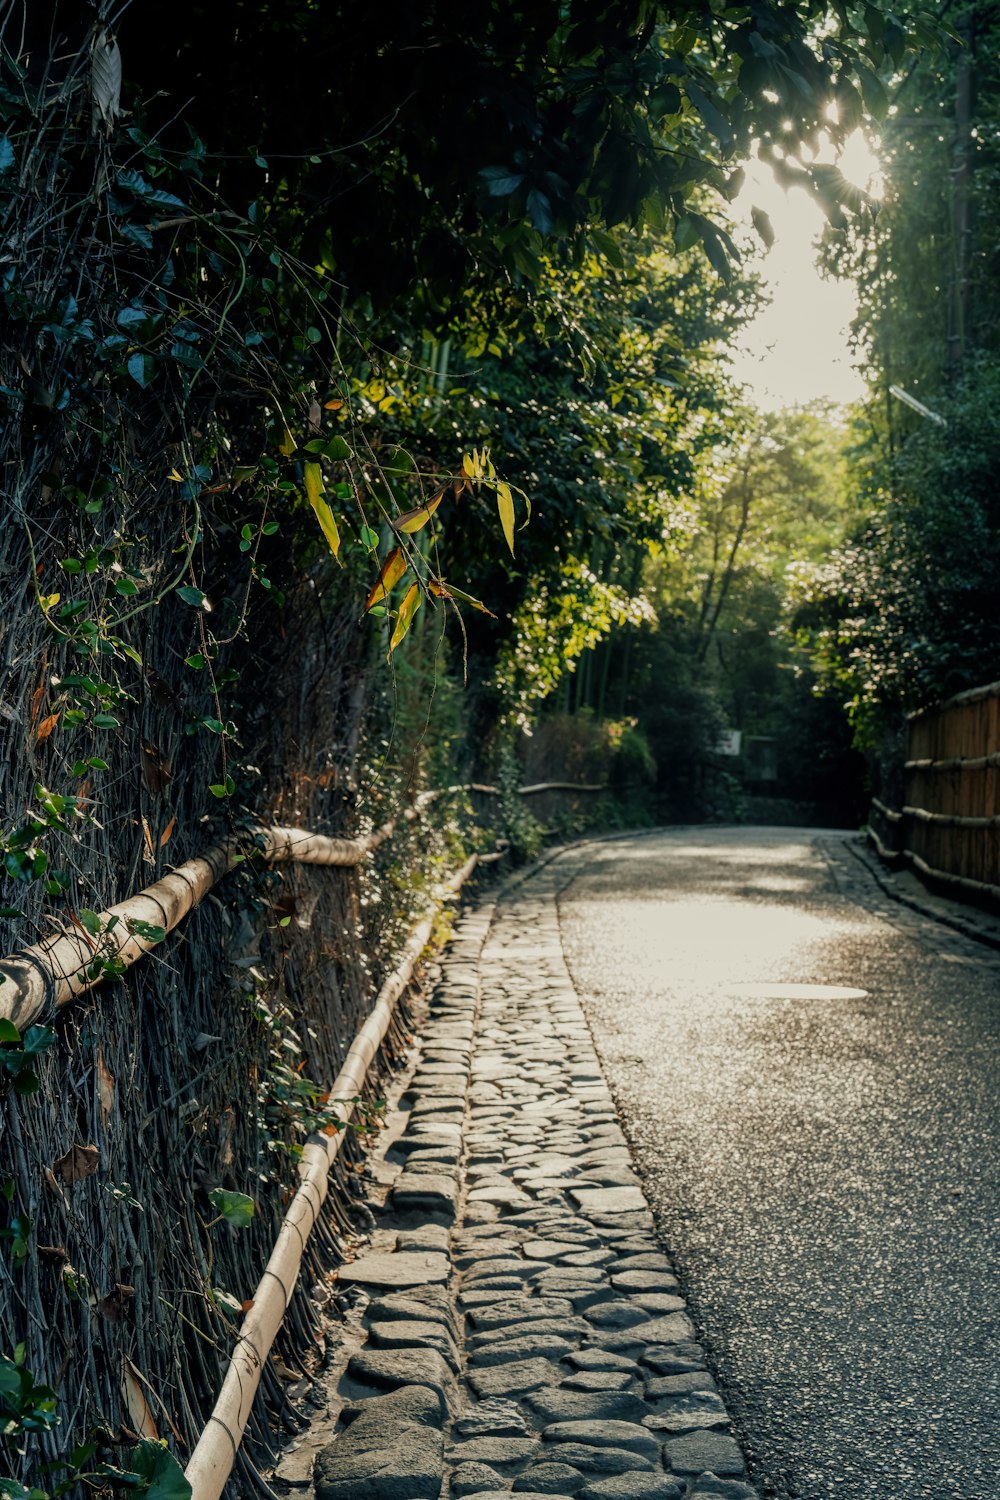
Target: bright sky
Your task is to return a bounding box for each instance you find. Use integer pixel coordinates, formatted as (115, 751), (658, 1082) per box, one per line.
(729, 132), (880, 410)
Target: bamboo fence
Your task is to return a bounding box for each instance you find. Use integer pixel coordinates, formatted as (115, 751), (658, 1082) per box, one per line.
(868, 680), (1000, 901)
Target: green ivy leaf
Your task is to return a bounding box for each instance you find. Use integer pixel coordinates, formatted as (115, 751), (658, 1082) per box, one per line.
(208, 1189), (255, 1228)
(125, 1441), (193, 1500)
(20, 1026), (56, 1059)
(127, 353), (156, 388)
(125, 918), (167, 944)
(176, 586), (208, 609)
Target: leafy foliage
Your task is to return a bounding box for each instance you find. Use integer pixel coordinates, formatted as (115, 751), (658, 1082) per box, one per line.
(801, 8), (1000, 753)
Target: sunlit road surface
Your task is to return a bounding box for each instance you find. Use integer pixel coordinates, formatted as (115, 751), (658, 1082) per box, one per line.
(555, 828), (1000, 1500)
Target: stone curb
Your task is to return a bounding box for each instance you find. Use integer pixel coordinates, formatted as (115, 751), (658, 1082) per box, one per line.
(846, 836), (1000, 952)
(307, 862), (759, 1500)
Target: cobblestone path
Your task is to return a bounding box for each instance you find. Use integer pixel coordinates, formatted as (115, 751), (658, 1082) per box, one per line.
(307, 861), (757, 1500)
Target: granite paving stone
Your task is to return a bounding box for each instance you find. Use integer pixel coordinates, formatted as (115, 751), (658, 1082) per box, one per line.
(346, 1349), (456, 1413)
(642, 1391), (729, 1432)
(339, 1251), (450, 1287)
(469, 1334), (578, 1367)
(396, 1225), (452, 1253)
(367, 1321), (460, 1370)
(610, 1272), (679, 1293)
(366, 1284), (455, 1322)
(582, 1300), (652, 1330)
(579, 1477), (683, 1500)
(684, 1478), (757, 1500)
(513, 1462), (587, 1493)
(388, 1174), (458, 1220)
(468, 1297), (576, 1329)
(621, 1313), (697, 1344)
(451, 1399), (529, 1437)
(450, 1462), (506, 1496)
(563, 1349), (640, 1374)
(562, 1371), (633, 1392)
(314, 1387), (444, 1500)
(471, 1493), (564, 1500)
(533, 1445), (654, 1476)
(524, 1390), (649, 1426)
(467, 1358), (562, 1399)
(459, 1281), (528, 1300)
(541, 1422), (660, 1462)
(640, 1345), (706, 1375)
(447, 1438), (539, 1465)
(644, 1373), (715, 1397)
(663, 1431), (746, 1476)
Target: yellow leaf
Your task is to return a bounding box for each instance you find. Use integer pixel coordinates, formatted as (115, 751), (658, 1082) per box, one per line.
(497, 482), (515, 556)
(396, 490), (444, 534)
(167, 468), (184, 483)
(305, 462), (341, 562)
(462, 452), (476, 479)
(365, 547), (407, 610)
(388, 581), (422, 654)
(121, 1357), (159, 1441)
(278, 424), (296, 457)
(428, 579), (496, 616)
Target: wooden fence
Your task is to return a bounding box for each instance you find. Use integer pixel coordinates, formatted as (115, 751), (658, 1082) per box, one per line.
(869, 680), (1000, 902)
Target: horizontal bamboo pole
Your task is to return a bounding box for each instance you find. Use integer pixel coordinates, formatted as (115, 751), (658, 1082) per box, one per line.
(903, 805), (1000, 830)
(869, 796), (903, 824)
(0, 841), (234, 1030)
(904, 751), (1000, 772)
(183, 852), (480, 1500)
(260, 822), (396, 865)
(0, 820), (394, 1031)
(519, 781), (606, 796)
(414, 782), (606, 804)
(908, 850), (1000, 903)
(868, 827), (1000, 902)
(865, 824), (904, 865)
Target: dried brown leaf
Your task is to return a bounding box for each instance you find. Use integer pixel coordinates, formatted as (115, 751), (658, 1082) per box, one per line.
(98, 1284), (135, 1322)
(91, 27), (122, 138)
(159, 815), (176, 847)
(140, 816), (155, 866)
(145, 668), (179, 708)
(36, 712), (60, 742)
(37, 1244), (68, 1264)
(29, 684), (44, 735)
(141, 741), (173, 793)
(96, 1048), (115, 1123)
(54, 1143), (100, 1184)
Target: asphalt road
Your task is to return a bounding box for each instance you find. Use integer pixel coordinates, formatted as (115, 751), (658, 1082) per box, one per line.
(554, 827), (1000, 1500)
